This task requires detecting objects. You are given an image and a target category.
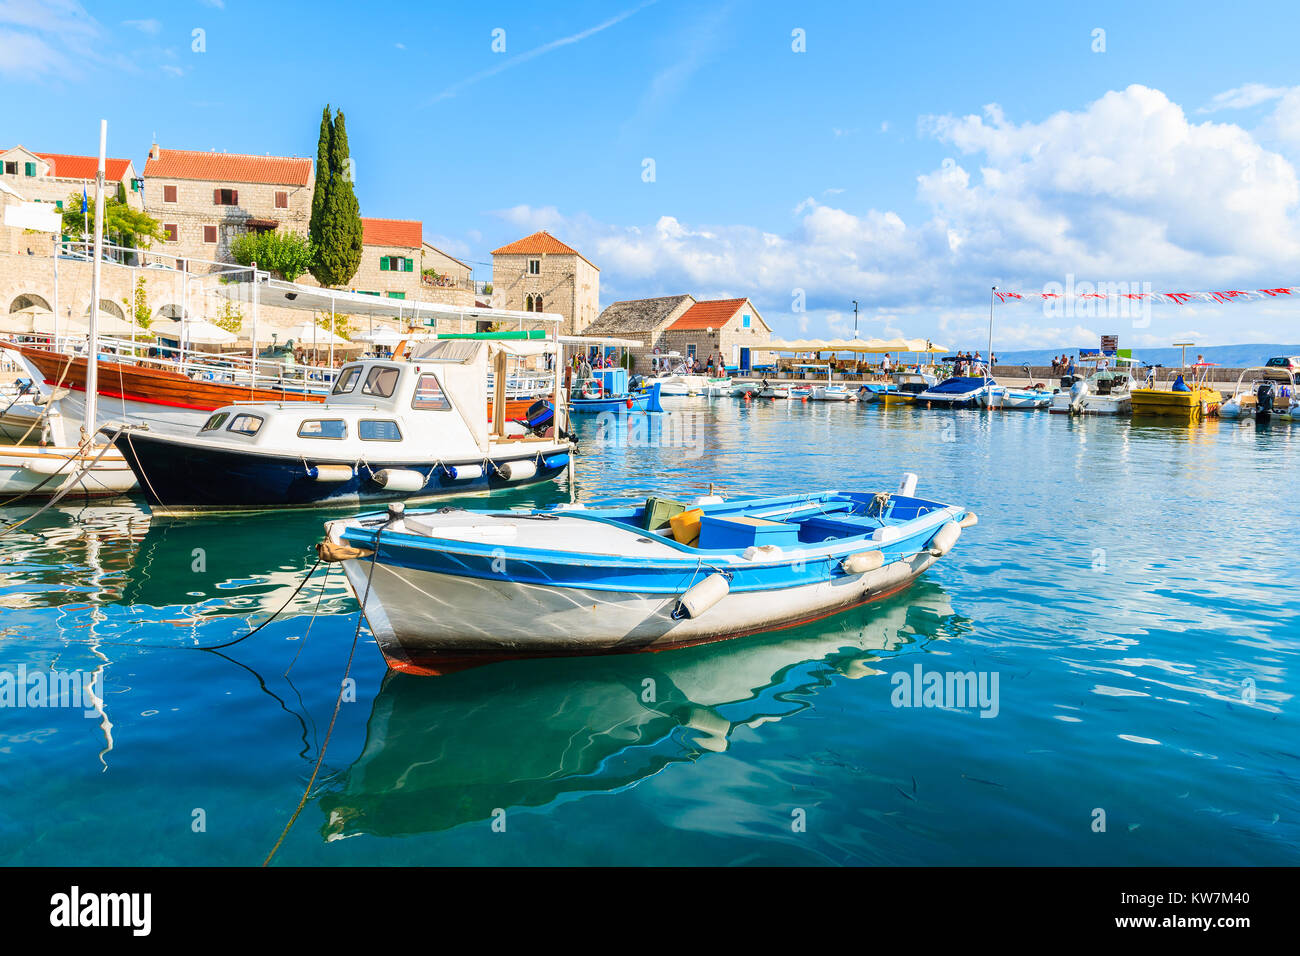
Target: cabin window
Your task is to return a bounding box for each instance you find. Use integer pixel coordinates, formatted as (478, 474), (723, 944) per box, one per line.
(332, 366), (362, 394)
(298, 419), (347, 439)
(361, 366), (400, 398)
(359, 420), (402, 441)
(227, 414), (264, 436)
(200, 412), (229, 432)
(411, 373), (451, 411)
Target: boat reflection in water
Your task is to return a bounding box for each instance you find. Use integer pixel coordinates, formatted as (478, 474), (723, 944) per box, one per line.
(318, 580), (967, 840)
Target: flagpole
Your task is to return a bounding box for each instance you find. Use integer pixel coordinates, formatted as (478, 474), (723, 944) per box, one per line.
(986, 285), (996, 384)
(83, 119), (107, 445)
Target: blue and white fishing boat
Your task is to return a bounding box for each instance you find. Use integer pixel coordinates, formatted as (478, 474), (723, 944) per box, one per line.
(567, 367), (661, 414)
(111, 337), (573, 513)
(320, 475), (975, 674)
(915, 375), (993, 408)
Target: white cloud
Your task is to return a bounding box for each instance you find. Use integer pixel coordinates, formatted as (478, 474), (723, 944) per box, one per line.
(0, 0), (99, 78)
(510, 85), (1300, 344)
(1200, 83), (1288, 113)
(122, 18), (161, 35)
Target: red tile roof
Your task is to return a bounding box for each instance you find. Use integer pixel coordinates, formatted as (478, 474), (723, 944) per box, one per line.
(34, 153), (132, 182)
(361, 217), (421, 248)
(492, 230), (598, 269)
(143, 147), (312, 186)
(667, 298), (752, 332)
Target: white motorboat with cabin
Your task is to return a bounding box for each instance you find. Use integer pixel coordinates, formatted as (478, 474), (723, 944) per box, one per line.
(111, 335), (573, 513)
(1049, 364), (1137, 415)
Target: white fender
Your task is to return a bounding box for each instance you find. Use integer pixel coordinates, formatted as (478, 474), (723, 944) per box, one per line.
(498, 460), (538, 481)
(959, 511), (978, 529)
(371, 468), (426, 492)
(308, 464), (354, 482)
(673, 572), (730, 620)
(692, 494), (725, 506)
(841, 549), (885, 573)
(18, 455), (72, 476)
(927, 520), (962, 556)
(897, 472), (918, 496)
(444, 463), (484, 481)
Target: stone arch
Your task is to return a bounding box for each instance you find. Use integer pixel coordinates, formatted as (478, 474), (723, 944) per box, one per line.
(83, 299), (125, 321)
(10, 293), (52, 313)
(154, 303), (185, 320)
(524, 294), (534, 312)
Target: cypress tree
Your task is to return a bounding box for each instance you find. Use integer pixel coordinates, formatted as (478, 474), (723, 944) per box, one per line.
(308, 105), (331, 283)
(315, 109), (363, 287)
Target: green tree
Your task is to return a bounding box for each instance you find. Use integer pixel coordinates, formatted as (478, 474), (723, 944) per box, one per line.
(230, 230), (315, 281)
(309, 104), (331, 245)
(315, 310), (352, 340)
(213, 300), (244, 335)
(124, 276), (152, 330)
(62, 192), (164, 249)
(306, 107), (364, 287)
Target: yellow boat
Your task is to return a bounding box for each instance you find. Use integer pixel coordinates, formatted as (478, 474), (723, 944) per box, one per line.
(1130, 363), (1221, 421)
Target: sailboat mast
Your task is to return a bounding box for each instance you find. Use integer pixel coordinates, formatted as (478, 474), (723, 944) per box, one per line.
(986, 285), (996, 383)
(82, 119), (107, 444)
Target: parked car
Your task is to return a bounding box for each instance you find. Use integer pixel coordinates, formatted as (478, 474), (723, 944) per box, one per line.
(1265, 356), (1300, 370)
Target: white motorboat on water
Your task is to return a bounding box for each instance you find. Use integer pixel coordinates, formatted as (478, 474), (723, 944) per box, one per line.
(111, 337), (573, 513)
(757, 380), (794, 399)
(980, 384), (1052, 410)
(1219, 365), (1298, 422)
(809, 384), (856, 402)
(321, 476), (974, 674)
(1048, 367), (1137, 415)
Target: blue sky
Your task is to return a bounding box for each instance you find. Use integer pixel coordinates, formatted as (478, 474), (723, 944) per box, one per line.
(6, 0), (1300, 348)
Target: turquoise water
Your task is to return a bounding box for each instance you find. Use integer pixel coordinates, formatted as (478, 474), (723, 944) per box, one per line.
(1, 398), (1298, 865)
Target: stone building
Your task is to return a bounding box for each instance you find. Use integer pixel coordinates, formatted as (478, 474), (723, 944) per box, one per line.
(142, 144), (313, 270)
(658, 298), (771, 372)
(491, 230), (599, 335)
(584, 295), (772, 373)
(0, 146), (142, 255)
(583, 294), (696, 370)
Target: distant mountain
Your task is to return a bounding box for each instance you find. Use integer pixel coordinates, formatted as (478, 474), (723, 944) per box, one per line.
(993, 344), (1300, 368)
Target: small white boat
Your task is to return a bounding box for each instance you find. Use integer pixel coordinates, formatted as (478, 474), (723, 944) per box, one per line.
(980, 384), (1052, 410)
(1049, 368), (1136, 415)
(322, 476), (974, 674)
(809, 384), (855, 402)
(649, 363), (710, 396)
(0, 443), (138, 498)
(757, 380), (794, 399)
(1219, 365), (1297, 422)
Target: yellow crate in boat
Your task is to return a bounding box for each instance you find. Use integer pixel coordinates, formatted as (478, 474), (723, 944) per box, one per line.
(669, 508), (704, 546)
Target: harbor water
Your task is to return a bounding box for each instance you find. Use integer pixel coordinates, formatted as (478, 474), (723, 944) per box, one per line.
(1, 398), (1297, 865)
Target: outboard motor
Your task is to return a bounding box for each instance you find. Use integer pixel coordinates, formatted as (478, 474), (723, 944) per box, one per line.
(1069, 378), (1089, 414)
(1060, 374), (1080, 388)
(1256, 381), (1276, 423)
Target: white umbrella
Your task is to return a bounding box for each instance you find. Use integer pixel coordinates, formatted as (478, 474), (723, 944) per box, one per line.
(281, 322), (348, 347)
(154, 318), (237, 345)
(352, 327), (406, 346)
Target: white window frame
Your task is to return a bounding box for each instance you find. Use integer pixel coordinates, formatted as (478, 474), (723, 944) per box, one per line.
(527, 258), (541, 275)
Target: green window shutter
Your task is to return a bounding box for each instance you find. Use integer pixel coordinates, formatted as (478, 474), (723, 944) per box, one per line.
(55, 200), (63, 211)
(24, 162), (35, 176)
(406, 258), (414, 272)
(379, 256), (389, 271)
(387, 292), (406, 300)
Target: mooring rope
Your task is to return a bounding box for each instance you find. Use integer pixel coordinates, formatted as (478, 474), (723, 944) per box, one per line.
(263, 517), (393, 867)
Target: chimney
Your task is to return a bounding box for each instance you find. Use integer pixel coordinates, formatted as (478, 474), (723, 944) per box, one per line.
(149, 143), (161, 161)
